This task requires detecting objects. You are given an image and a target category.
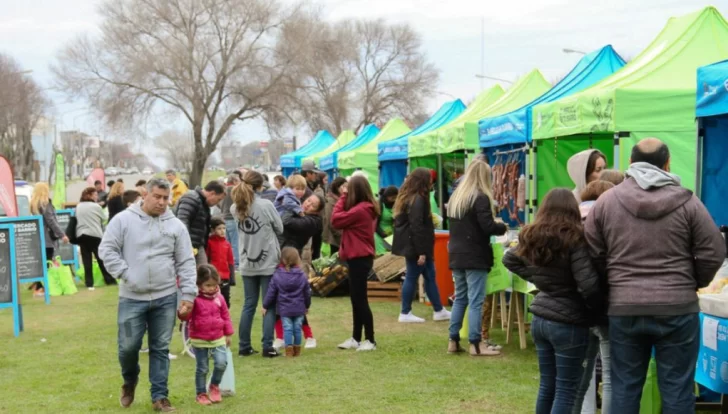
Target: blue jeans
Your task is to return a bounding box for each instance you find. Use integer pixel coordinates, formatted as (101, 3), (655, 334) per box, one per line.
(531, 315), (590, 414)
(238, 275), (275, 351)
(117, 293), (177, 402)
(448, 269), (487, 344)
(282, 316), (304, 346)
(572, 326), (610, 414)
(225, 219), (239, 268)
(401, 257), (443, 314)
(609, 314), (699, 414)
(193, 346), (227, 394)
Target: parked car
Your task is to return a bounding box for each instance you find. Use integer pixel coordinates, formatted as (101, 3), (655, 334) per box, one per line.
(0, 181), (34, 217)
(105, 167), (119, 176)
(142, 167), (154, 175)
(130, 167), (140, 174)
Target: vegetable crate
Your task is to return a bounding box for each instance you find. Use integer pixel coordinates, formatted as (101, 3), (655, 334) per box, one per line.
(367, 281), (401, 302)
(309, 254), (349, 297)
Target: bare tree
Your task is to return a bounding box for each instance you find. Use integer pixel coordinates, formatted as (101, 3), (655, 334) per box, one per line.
(53, 0), (301, 187)
(155, 129), (195, 172)
(0, 54), (49, 179)
(271, 18), (439, 136)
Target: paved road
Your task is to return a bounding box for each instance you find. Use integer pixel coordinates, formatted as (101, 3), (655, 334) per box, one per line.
(66, 174), (152, 203)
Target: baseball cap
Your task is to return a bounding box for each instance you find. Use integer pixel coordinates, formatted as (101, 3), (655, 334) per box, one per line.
(301, 160), (323, 174)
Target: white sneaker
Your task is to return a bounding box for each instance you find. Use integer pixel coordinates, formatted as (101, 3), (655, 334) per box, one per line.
(433, 308), (452, 321)
(398, 312), (425, 323)
(273, 338), (285, 350)
(305, 338), (317, 349)
(337, 338), (360, 350)
(88, 287), (95, 291)
(140, 348), (149, 353)
(356, 340), (376, 352)
(168, 353), (178, 360)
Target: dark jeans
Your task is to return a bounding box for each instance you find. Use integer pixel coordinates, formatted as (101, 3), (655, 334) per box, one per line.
(193, 346), (227, 394)
(348, 257), (375, 343)
(401, 256), (443, 314)
(220, 280), (231, 309)
(77, 234), (115, 287)
(117, 293), (177, 402)
(531, 315), (590, 414)
(238, 275), (275, 351)
(609, 314), (700, 414)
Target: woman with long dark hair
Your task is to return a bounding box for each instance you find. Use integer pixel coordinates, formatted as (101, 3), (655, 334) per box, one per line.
(447, 159), (506, 356)
(323, 177), (348, 255)
(392, 167), (451, 323)
(76, 187), (116, 289)
(332, 175), (380, 351)
(503, 188), (603, 413)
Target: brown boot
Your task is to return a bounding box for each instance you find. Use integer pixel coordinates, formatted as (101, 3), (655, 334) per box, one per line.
(470, 342), (501, 357)
(152, 397), (176, 412)
(285, 346), (294, 357)
(293, 345), (302, 357)
(447, 339), (465, 354)
(120, 380), (138, 408)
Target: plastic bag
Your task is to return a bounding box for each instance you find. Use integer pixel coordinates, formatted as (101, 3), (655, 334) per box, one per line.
(207, 348), (236, 396)
(639, 357), (661, 413)
(47, 258), (78, 296)
(75, 261), (106, 287)
(486, 244), (511, 294)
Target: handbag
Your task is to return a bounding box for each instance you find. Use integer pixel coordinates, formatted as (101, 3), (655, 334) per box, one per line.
(66, 216), (78, 244)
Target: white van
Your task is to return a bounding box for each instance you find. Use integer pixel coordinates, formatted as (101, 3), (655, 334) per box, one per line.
(0, 181), (34, 217)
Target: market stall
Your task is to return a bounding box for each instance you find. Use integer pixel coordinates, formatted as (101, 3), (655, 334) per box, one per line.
(301, 130), (356, 170)
(479, 45), (625, 227)
(280, 130), (336, 177)
(530, 7), (728, 206)
(337, 119), (411, 193)
(377, 99), (468, 189)
(697, 59), (728, 228)
(319, 124), (380, 181)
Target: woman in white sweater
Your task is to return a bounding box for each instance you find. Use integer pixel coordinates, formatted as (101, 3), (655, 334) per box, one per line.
(76, 187), (116, 289)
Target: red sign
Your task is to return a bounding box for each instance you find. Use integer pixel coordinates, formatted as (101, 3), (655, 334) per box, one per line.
(0, 155), (18, 217)
(86, 168), (106, 190)
(259, 141), (269, 148)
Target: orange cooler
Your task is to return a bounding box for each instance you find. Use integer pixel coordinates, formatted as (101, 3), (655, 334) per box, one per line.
(433, 230), (454, 306)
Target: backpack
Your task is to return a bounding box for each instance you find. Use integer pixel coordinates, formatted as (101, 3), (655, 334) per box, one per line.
(66, 216), (78, 244)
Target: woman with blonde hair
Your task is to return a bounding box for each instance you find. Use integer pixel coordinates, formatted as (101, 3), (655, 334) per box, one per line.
(446, 159), (507, 356)
(106, 181), (126, 221)
(29, 182), (68, 294)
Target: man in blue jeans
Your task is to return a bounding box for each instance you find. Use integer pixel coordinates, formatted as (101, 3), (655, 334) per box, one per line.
(100, 179), (198, 412)
(585, 138), (725, 413)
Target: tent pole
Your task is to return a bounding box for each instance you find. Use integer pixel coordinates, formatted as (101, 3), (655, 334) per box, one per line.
(524, 144), (531, 225)
(437, 153), (444, 216)
(696, 118), (704, 199)
(531, 144), (538, 221)
(613, 132), (621, 171)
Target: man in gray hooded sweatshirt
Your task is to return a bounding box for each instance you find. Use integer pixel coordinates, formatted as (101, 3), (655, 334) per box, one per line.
(584, 138), (725, 413)
(100, 178), (197, 412)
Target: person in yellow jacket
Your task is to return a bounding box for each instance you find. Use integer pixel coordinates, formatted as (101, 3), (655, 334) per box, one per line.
(166, 169), (188, 207)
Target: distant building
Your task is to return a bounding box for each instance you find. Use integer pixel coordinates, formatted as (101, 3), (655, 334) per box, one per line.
(31, 117), (55, 182)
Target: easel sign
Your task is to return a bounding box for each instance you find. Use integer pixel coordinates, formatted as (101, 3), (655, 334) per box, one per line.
(0, 216), (50, 304)
(55, 209), (79, 269)
(0, 224), (23, 336)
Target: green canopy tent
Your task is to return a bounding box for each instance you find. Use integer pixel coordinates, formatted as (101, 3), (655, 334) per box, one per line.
(301, 130), (356, 166)
(408, 72), (551, 213)
(338, 119), (412, 193)
(531, 6), (728, 203)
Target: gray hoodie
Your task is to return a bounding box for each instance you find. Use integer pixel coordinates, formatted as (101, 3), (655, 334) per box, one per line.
(99, 202), (197, 302)
(232, 195), (284, 277)
(567, 149), (599, 203)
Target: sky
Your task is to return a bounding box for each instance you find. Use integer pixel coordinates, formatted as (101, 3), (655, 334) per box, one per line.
(0, 0), (723, 152)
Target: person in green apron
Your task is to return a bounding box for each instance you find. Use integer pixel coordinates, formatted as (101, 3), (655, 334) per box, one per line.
(375, 186), (398, 256)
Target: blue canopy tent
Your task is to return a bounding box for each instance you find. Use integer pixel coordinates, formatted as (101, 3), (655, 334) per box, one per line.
(280, 130), (336, 177)
(478, 45), (625, 226)
(320, 124), (380, 181)
(378, 99), (467, 189)
(697, 59), (728, 229)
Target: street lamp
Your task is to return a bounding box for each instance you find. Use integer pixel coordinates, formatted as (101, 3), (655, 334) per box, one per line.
(563, 48), (587, 56)
(436, 91), (457, 100)
(475, 74), (514, 85)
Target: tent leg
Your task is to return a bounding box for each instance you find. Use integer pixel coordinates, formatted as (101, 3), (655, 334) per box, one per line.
(437, 153), (444, 215)
(696, 118), (704, 199)
(531, 144), (538, 221)
(525, 145), (531, 225)
(613, 132), (621, 171)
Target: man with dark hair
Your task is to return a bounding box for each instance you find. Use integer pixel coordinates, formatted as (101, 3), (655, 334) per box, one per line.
(165, 169), (188, 207)
(584, 138), (725, 412)
(96, 180), (109, 207)
(99, 178), (197, 412)
(175, 181), (226, 264)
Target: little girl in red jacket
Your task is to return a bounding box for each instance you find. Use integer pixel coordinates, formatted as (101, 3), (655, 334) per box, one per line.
(181, 265), (234, 406)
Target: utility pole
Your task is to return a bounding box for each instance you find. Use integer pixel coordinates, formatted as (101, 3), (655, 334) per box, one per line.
(480, 16), (485, 91)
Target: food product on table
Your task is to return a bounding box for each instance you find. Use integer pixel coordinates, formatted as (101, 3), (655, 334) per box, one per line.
(699, 277), (728, 294)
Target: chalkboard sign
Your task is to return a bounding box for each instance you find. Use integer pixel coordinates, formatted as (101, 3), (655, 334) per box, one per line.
(0, 216), (47, 282)
(0, 227), (11, 304)
(55, 210), (77, 266)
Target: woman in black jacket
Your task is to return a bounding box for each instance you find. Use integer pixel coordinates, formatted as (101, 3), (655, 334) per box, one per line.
(446, 159), (507, 357)
(392, 168), (451, 323)
(106, 181), (126, 221)
(280, 194), (325, 255)
(502, 188), (602, 414)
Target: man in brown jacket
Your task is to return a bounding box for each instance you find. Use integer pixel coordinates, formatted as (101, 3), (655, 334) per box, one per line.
(584, 138), (725, 413)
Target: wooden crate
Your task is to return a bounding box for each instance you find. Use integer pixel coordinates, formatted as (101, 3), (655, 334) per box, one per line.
(367, 281), (401, 302)
(373, 254), (405, 283)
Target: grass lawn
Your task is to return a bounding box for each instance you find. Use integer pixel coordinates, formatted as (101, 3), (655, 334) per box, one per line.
(0, 283), (541, 413)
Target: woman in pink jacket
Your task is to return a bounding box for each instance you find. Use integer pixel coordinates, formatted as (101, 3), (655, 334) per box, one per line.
(183, 265), (234, 406)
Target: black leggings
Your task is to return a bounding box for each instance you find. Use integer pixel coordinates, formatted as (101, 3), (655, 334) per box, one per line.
(348, 256), (375, 343)
(77, 235), (116, 287)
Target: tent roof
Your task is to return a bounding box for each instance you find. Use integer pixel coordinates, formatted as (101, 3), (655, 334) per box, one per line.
(279, 130), (336, 169)
(479, 45), (625, 148)
(338, 119), (412, 170)
(302, 130), (356, 166)
(409, 71), (550, 157)
(320, 124), (380, 171)
(697, 59), (728, 118)
(532, 7), (728, 140)
(378, 99), (468, 162)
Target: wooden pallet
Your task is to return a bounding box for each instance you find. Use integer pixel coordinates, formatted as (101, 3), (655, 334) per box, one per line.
(367, 281), (401, 302)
